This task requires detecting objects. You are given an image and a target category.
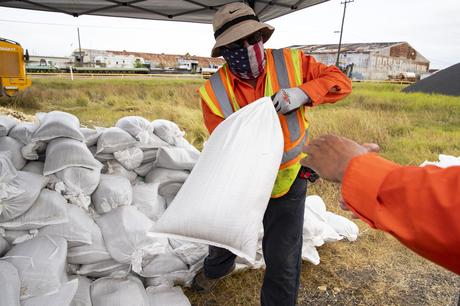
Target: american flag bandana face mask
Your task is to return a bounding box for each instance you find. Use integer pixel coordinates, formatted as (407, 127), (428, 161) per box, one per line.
(221, 40), (266, 80)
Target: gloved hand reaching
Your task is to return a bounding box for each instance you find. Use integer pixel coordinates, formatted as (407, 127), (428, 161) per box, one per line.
(272, 87), (311, 115)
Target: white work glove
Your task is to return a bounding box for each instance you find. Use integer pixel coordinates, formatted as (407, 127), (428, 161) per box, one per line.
(272, 87), (310, 115)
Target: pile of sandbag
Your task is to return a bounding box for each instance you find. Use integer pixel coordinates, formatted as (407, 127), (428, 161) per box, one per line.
(0, 105), (359, 306)
(0, 112), (200, 305)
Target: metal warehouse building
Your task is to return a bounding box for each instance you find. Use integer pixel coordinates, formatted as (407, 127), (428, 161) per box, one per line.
(292, 42), (430, 81)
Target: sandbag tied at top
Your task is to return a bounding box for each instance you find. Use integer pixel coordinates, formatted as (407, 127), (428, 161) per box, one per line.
(8, 123), (46, 161)
(0, 136), (27, 170)
(91, 174), (133, 214)
(3, 235), (68, 300)
(0, 115), (19, 136)
(55, 166), (101, 197)
(44, 138), (103, 176)
(0, 189), (68, 231)
(96, 127), (137, 154)
(151, 98), (284, 262)
(0, 261), (21, 306)
(90, 275), (149, 306)
(0, 170), (49, 222)
(146, 286), (191, 306)
(95, 206), (166, 265)
(32, 111), (85, 142)
(154, 146), (200, 171)
(104, 160), (138, 182)
(151, 119), (185, 146)
(114, 147), (144, 170)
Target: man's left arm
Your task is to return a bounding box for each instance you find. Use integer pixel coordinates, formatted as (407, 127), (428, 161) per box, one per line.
(299, 55), (352, 106)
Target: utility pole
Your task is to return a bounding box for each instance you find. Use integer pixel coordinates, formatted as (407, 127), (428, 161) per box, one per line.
(77, 27), (83, 66)
(336, 0), (354, 67)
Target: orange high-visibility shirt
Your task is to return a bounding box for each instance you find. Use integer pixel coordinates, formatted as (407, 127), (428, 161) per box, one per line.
(200, 53), (352, 134)
(342, 153), (460, 275)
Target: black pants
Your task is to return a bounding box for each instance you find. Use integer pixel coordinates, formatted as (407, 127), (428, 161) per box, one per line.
(204, 175), (307, 306)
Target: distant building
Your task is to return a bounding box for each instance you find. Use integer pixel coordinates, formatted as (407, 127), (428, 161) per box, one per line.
(291, 42), (430, 80)
(71, 48), (224, 72)
(28, 55), (72, 69)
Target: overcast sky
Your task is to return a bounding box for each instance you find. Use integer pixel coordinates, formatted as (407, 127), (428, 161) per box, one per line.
(1, 0), (459, 69)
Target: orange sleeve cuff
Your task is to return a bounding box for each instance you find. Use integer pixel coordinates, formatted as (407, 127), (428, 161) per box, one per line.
(341, 153), (400, 227)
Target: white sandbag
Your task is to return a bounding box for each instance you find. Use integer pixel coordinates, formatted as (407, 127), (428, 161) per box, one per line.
(71, 276), (92, 306)
(67, 219), (112, 265)
(21, 141), (47, 160)
(114, 147), (143, 170)
(81, 127), (101, 147)
(138, 248), (188, 277)
(301, 242), (320, 265)
(115, 116), (152, 139)
(0, 115), (18, 136)
(8, 122), (38, 144)
(0, 136), (26, 169)
(38, 204), (93, 247)
(325, 211), (359, 242)
(96, 127), (137, 154)
(0, 189), (68, 230)
(0, 260), (20, 306)
(0, 171), (49, 222)
(0, 235), (10, 256)
(146, 286), (191, 306)
(151, 98), (283, 262)
(21, 161), (44, 174)
(134, 162), (154, 177)
(0, 152), (17, 180)
(55, 166), (101, 196)
(22, 278), (78, 306)
(3, 235), (68, 299)
(420, 154), (460, 168)
(32, 111), (85, 142)
(151, 119), (185, 145)
(9, 123), (46, 160)
(90, 275), (149, 306)
(132, 183), (166, 221)
(44, 138), (103, 176)
(303, 201), (342, 246)
(77, 259), (130, 278)
(95, 206), (165, 265)
(105, 160), (137, 182)
(142, 148), (158, 163)
(154, 146), (199, 171)
(91, 174), (133, 214)
(144, 261), (203, 288)
(144, 167), (189, 187)
(138, 133), (170, 150)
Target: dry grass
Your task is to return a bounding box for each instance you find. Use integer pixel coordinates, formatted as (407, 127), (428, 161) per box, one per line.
(4, 78), (460, 305)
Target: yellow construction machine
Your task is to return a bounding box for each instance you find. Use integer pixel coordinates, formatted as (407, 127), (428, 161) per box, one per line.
(0, 37), (32, 97)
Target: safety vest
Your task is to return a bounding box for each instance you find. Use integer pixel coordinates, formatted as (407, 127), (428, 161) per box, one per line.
(199, 48), (309, 198)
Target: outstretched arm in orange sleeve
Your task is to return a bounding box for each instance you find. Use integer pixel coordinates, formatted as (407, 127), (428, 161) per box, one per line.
(302, 135), (460, 275)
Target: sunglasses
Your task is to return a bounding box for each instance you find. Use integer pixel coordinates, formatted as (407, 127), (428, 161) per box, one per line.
(223, 31), (263, 50)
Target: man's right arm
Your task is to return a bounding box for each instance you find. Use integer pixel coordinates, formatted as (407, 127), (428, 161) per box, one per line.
(342, 153), (460, 275)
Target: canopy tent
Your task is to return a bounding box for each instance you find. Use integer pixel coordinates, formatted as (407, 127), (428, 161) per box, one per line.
(0, 0), (329, 23)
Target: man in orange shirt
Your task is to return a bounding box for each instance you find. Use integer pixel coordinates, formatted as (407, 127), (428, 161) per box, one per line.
(301, 134), (460, 275)
(193, 3), (351, 305)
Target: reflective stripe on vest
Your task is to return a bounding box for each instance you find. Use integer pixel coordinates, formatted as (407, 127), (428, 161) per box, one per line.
(199, 48), (308, 198)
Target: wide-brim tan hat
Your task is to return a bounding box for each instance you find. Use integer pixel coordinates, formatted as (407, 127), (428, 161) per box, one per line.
(211, 2), (274, 58)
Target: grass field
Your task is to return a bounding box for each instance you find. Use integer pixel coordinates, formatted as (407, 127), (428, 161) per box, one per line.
(1, 78), (459, 305)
